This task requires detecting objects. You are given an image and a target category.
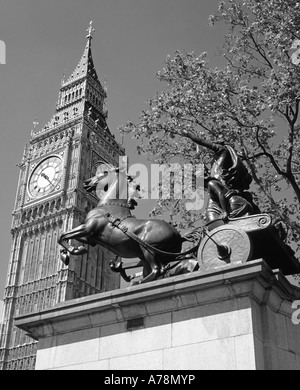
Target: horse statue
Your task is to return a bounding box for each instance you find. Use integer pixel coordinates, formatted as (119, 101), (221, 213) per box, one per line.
(58, 162), (199, 285)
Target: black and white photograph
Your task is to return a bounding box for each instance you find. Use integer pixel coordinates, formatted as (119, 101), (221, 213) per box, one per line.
(0, 0), (300, 372)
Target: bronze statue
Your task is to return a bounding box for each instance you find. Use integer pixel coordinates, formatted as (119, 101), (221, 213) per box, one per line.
(58, 162), (199, 284)
(182, 130), (257, 222)
(57, 138), (300, 284)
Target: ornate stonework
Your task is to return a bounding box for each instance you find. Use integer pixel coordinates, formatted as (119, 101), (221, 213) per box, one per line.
(0, 24), (124, 370)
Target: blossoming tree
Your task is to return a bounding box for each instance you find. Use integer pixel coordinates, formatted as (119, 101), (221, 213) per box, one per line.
(120, 0), (300, 265)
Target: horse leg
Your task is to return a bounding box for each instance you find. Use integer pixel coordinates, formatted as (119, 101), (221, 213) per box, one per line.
(136, 247), (162, 284)
(58, 217), (102, 265)
(58, 224), (90, 264)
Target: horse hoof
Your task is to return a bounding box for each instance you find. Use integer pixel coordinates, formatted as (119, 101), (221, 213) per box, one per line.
(109, 260), (123, 272)
(60, 250), (70, 266)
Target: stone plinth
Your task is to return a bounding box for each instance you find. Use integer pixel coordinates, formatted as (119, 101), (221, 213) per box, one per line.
(15, 259), (300, 370)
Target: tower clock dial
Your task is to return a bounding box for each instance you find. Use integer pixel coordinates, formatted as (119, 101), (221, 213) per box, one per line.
(28, 156), (63, 198)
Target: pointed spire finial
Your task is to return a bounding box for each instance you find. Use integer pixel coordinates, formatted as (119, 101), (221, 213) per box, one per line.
(31, 117), (39, 137)
(86, 21), (95, 40)
(33, 117), (39, 129)
(104, 75), (108, 93)
(61, 68), (67, 85)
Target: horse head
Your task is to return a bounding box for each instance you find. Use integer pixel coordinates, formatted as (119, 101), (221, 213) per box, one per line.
(83, 161), (142, 208)
(83, 161), (115, 193)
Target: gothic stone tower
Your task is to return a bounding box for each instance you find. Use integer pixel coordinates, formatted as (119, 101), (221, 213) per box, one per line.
(0, 23), (124, 370)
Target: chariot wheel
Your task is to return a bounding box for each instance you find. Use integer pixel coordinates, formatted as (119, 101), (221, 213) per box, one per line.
(197, 225), (252, 271)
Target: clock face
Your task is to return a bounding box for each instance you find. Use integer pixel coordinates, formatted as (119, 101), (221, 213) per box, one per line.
(28, 156), (63, 198)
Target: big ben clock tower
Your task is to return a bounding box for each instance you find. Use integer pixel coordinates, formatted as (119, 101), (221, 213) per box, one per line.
(0, 22), (124, 370)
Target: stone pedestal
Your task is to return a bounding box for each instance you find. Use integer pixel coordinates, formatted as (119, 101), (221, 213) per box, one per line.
(15, 259), (300, 370)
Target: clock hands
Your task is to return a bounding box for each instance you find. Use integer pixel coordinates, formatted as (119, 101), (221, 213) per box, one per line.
(29, 157), (62, 198)
(41, 172), (56, 188)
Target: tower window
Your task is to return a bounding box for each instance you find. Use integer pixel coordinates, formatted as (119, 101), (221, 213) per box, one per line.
(44, 204), (49, 215)
(56, 198), (61, 210)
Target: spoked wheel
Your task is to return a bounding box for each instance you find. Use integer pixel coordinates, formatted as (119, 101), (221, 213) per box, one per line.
(197, 225), (252, 271)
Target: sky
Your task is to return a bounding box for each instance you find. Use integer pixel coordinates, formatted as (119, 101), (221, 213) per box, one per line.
(0, 0), (227, 297)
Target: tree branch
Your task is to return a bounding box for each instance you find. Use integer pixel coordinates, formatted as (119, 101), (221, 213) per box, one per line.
(286, 101), (299, 175)
(243, 152), (265, 160)
(243, 148), (300, 235)
(255, 126), (286, 177)
(249, 33), (273, 69)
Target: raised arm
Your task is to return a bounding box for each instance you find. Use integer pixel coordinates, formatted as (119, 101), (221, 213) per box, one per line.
(182, 130), (225, 154)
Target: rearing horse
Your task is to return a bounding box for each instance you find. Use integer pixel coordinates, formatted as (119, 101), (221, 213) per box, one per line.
(58, 162), (188, 284)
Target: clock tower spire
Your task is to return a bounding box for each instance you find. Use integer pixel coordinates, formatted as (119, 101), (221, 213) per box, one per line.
(0, 23), (124, 370)
(86, 20), (95, 40)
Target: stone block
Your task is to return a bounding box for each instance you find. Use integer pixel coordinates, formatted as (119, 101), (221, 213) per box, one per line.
(253, 335), (265, 370)
(251, 300), (264, 342)
(276, 349), (297, 370)
(286, 318), (300, 355)
(109, 350), (163, 370)
(171, 307), (252, 348)
(144, 296), (179, 316)
(274, 313), (288, 350)
(36, 327), (100, 370)
(54, 359), (109, 370)
(174, 291), (198, 309)
(296, 354), (300, 370)
(88, 309), (119, 327)
(257, 304), (290, 352)
(99, 317), (172, 360)
(61, 326), (100, 345)
(145, 312), (172, 329)
(234, 334), (256, 370)
(50, 315), (92, 335)
(194, 285), (229, 306)
(100, 320), (126, 339)
(120, 303), (147, 320)
(163, 338), (236, 370)
(262, 340), (279, 370)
